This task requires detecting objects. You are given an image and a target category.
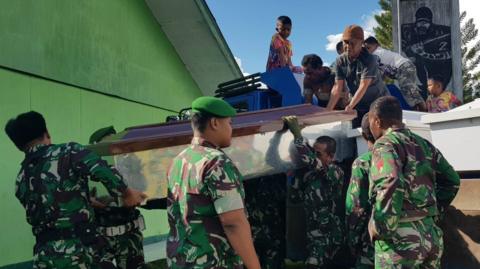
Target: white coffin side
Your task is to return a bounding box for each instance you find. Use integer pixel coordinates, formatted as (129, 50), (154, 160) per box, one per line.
(348, 110), (432, 155)
(422, 99), (480, 171)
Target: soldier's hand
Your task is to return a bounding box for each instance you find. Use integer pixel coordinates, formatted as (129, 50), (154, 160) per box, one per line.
(344, 103), (355, 112)
(282, 116), (303, 138)
(90, 197), (107, 209)
(122, 187), (147, 207)
(368, 219), (379, 242)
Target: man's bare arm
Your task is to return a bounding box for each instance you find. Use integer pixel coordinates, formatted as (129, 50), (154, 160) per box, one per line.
(219, 209), (261, 269)
(326, 80), (345, 110)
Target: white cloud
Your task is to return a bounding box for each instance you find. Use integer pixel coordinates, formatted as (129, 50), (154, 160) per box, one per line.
(235, 56), (251, 77)
(234, 55), (268, 88)
(362, 10), (382, 32)
(325, 10), (381, 51)
(325, 33), (343, 51)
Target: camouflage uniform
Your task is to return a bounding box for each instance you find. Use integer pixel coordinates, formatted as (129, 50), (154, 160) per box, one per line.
(244, 174), (286, 269)
(374, 51), (425, 109)
(15, 142), (127, 269)
(94, 206), (145, 269)
(395, 61), (425, 109)
(369, 127), (460, 269)
(345, 152), (374, 269)
(92, 155), (146, 269)
(166, 137), (245, 269)
(292, 137), (345, 267)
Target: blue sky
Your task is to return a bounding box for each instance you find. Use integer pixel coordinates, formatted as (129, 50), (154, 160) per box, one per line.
(206, 0), (480, 75)
(206, 0), (381, 74)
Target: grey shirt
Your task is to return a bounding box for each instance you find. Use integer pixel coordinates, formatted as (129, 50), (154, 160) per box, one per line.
(335, 48), (388, 110)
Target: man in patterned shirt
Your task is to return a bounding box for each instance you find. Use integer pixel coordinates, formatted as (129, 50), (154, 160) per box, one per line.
(166, 96), (260, 269)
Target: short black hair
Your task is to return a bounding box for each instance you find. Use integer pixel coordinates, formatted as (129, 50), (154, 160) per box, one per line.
(277, 15), (292, 25)
(191, 112), (215, 133)
(322, 67), (335, 86)
(364, 36), (379, 45)
(5, 111), (47, 151)
(314, 136), (336, 156)
(361, 113), (375, 143)
(301, 54), (323, 69)
(336, 41), (343, 54)
(428, 74), (446, 90)
(370, 96), (403, 128)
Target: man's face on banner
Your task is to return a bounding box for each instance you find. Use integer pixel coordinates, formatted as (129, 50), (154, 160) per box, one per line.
(415, 20), (431, 35)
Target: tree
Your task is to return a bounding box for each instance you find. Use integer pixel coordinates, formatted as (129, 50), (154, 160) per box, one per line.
(373, 0), (393, 50)
(460, 11), (480, 103)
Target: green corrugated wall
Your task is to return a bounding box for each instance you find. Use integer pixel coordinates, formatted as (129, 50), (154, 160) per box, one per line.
(0, 0), (203, 267)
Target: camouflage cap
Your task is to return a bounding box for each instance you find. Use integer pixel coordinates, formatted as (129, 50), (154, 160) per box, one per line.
(191, 96), (236, 117)
(89, 126), (116, 144)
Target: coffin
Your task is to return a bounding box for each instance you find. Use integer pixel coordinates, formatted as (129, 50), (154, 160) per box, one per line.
(88, 104), (356, 199)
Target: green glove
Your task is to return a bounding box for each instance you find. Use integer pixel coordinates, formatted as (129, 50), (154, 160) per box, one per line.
(282, 116), (302, 139)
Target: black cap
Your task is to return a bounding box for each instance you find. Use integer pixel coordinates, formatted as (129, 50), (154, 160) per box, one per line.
(415, 7), (433, 23)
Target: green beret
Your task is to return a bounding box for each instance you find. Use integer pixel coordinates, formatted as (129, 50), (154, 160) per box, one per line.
(191, 96), (236, 117)
(89, 126), (116, 144)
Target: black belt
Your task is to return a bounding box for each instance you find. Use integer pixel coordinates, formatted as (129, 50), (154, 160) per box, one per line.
(97, 215), (145, 237)
(36, 224), (96, 245)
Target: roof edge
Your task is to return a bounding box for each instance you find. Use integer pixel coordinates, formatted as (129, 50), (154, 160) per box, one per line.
(194, 0), (243, 79)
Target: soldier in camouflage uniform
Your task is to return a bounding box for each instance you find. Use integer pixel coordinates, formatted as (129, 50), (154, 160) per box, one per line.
(345, 113), (375, 269)
(364, 36), (426, 111)
(284, 116), (345, 269)
(368, 97), (460, 268)
(89, 126), (146, 269)
(166, 96), (260, 269)
(4, 111), (146, 269)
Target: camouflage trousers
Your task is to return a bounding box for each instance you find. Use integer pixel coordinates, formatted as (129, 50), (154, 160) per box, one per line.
(374, 217), (443, 269)
(244, 174), (287, 269)
(33, 239), (94, 269)
(99, 229), (145, 269)
(354, 237), (374, 269)
(396, 61), (425, 108)
(304, 215), (343, 268)
(33, 238), (117, 269)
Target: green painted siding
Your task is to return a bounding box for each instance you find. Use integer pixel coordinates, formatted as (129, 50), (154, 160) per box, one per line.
(0, 1), (207, 267)
(0, 0), (202, 110)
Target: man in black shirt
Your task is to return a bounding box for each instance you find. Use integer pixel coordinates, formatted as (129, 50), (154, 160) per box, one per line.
(327, 25), (388, 127)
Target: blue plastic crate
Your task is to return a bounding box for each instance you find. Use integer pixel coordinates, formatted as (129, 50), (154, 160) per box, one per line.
(224, 90), (281, 112)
